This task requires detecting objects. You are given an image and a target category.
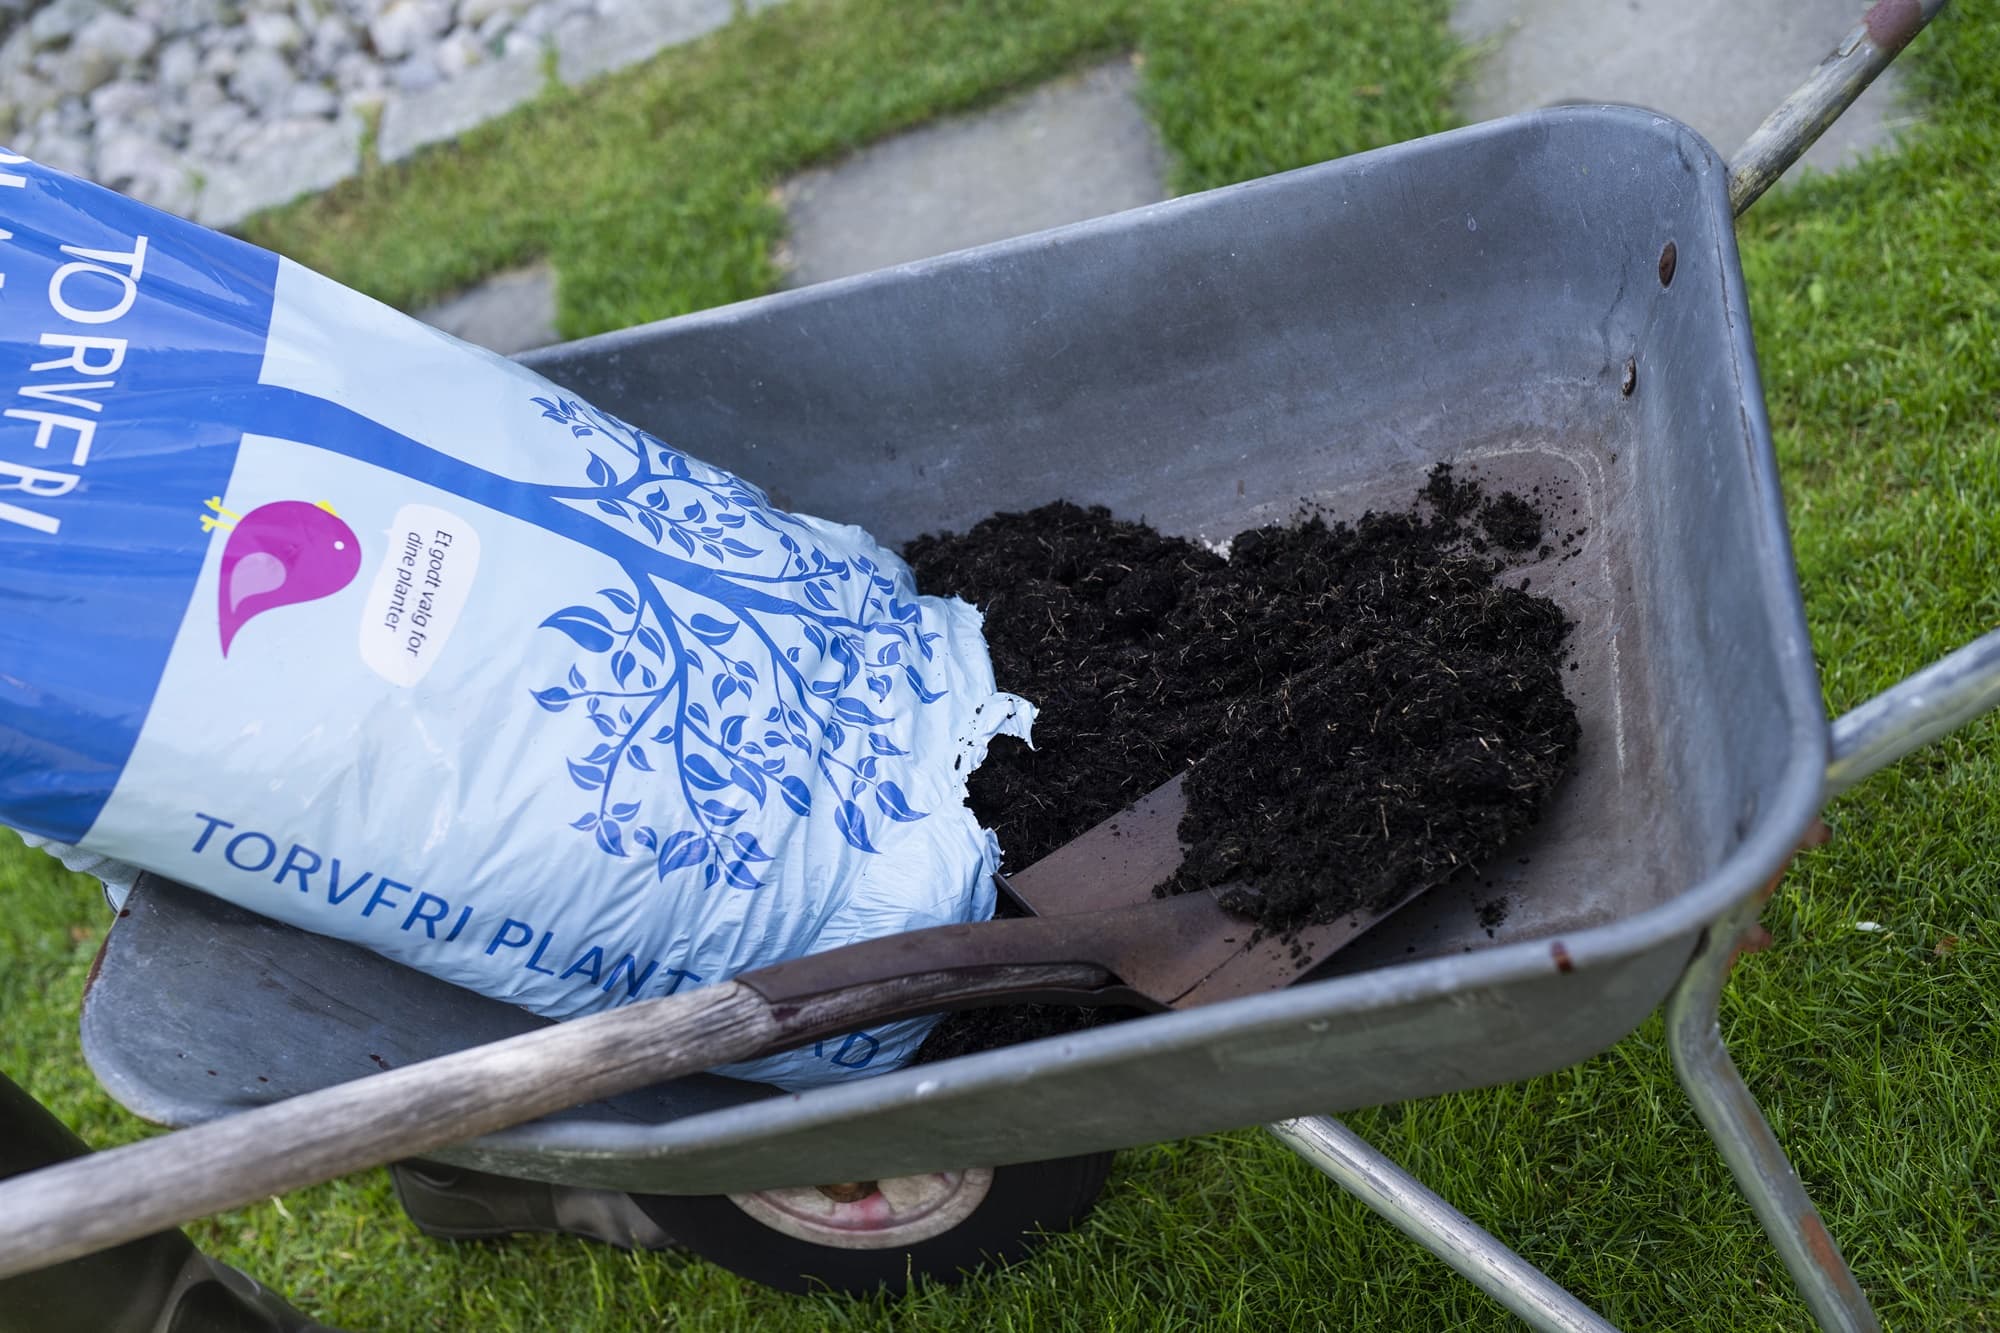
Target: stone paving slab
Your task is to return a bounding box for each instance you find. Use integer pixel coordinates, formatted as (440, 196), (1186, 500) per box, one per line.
(1453, 0), (1914, 177)
(416, 6), (1920, 349)
(414, 262), (560, 355)
(193, 110), (365, 228)
(379, 47), (546, 164)
(556, 0), (734, 87)
(776, 56), (1170, 289)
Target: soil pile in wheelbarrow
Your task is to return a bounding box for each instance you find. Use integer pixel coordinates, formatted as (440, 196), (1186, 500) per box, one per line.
(906, 465), (1580, 1060)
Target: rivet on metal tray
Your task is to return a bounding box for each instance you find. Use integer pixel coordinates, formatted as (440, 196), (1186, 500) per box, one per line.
(1620, 358), (1637, 396)
(1658, 240), (1677, 287)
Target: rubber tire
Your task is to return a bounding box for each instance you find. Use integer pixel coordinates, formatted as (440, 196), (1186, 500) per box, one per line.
(630, 1152), (1116, 1296)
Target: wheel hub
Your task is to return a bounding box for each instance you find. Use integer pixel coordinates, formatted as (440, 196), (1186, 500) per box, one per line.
(728, 1168), (995, 1250)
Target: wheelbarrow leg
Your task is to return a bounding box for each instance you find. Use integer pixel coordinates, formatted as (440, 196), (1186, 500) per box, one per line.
(1664, 889), (1879, 1333)
(1267, 1116), (1617, 1332)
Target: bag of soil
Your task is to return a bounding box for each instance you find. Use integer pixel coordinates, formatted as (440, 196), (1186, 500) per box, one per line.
(0, 152), (1031, 1089)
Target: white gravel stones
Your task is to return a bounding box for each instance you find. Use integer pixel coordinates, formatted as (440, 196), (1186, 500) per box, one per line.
(366, 0), (447, 62)
(244, 9), (298, 52)
(152, 34), (196, 86)
(456, 0), (522, 28)
(1, 0), (782, 228)
(282, 79), (337, 118)
(230, 44), (296, 112)
(431, 24), (476, 77)
(27, 0), (102, 48)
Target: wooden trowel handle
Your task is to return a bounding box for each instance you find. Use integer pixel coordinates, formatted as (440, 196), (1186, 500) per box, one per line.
(0, 947), (1111, 1279)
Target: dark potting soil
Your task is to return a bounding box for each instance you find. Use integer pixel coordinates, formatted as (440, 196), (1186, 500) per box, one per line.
(906, 466), (1580, 1064)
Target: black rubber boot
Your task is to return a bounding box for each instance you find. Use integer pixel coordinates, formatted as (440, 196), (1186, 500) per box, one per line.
(390, 1160), (674, 1252)
(0, 1073), (345, 1333)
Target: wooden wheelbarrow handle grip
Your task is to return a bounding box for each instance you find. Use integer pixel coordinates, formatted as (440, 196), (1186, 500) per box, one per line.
(0, 981), (771, 1278)
(0, 942), (1112, 1279)
(1728, 0), (1948, 214)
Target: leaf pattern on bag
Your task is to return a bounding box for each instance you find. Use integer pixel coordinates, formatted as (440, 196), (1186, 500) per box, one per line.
(525, 397), (946, 889)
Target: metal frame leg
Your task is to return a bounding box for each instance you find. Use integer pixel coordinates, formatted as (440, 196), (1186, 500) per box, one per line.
(1268, 1116), (1617, 1332)
(1664, 888), (1879, 1333)
(1272, 883), (1875, 1332)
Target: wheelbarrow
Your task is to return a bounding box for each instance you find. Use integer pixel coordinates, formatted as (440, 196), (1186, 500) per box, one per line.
(4, 2), (1991, 1327)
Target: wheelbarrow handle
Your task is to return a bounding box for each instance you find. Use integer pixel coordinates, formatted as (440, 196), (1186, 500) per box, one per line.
(0, 940), (1111, 1280)
(1729, 0), (1948, 215)
(0, 982), (771, 1278)
(1824, 625), (2000, 800)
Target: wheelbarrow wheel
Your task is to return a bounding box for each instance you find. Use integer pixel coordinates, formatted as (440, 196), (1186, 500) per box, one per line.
(630, 1151), (1115, 1296)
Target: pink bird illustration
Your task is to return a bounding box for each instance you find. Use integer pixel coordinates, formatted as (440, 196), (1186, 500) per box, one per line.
(204, 498), (363, 656)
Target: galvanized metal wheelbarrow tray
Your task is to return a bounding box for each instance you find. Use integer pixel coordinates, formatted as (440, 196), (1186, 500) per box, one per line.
(43, 2), (1994, 1327)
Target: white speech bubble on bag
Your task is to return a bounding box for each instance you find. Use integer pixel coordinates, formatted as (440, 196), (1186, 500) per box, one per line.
(360, 504), (481, 687)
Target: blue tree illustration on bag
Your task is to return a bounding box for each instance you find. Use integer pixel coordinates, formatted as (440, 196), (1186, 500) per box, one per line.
(523, 396), (947, 890)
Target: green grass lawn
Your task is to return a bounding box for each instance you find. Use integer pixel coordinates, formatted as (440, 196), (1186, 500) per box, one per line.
(6, 1), (1999, 1328)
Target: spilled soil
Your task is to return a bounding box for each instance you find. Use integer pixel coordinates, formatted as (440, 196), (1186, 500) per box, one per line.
(906, 465), (1580, 1063)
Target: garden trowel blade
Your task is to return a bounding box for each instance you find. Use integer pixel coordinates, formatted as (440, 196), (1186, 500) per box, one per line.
(999, 773), (1412, 1010)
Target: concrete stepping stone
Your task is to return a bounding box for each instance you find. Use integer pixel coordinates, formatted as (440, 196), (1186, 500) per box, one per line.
(1454, 0), (1914, 178)
(776, 56), (1170, 288)
(414, 262), (559, 356)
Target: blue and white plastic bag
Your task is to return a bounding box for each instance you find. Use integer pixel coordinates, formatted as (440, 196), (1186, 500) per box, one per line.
(0, 152), (1032, 1088)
